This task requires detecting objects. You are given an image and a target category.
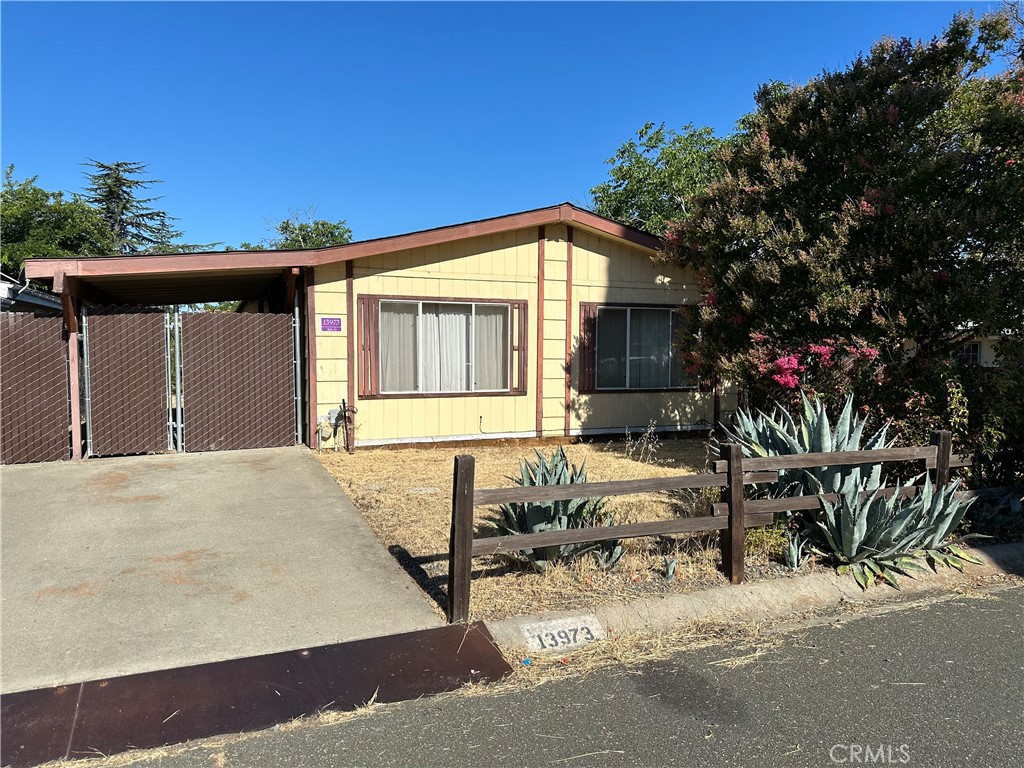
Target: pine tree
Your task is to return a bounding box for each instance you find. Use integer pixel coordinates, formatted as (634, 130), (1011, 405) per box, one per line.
(82, 160), (182, 254)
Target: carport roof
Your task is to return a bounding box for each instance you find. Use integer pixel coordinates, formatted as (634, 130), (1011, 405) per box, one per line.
(24, 203), (663, 306)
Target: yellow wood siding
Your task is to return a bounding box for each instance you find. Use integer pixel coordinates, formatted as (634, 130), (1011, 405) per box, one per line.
(568, 227), (710, 435)
(315, 229), (539, 445)
(312, 222), (720, 446)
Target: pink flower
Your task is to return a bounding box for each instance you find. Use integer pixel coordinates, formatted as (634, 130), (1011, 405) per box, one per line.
(702, 291), (717, 307)
(1008, 159), (1018, 166)
(730, 314), (746, 326)
(772, 372), (800, 389)
(774, 354), (801, 371)
(860, 200), (876, 216)
(750, 331), (768, 343)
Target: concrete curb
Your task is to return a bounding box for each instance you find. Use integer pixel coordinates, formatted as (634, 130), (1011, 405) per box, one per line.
(484, 542), (1024, 651)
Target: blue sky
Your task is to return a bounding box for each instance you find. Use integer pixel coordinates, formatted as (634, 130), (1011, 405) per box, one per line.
(1, 1), (1002, 248)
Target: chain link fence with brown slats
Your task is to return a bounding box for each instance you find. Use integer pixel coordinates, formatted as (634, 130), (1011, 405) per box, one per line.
(180, 313), (296, 452)
(0, 313), (70, 464)
(83, 308), (170, 458)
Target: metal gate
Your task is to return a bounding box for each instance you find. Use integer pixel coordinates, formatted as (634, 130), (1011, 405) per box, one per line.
(0, 313), (70, 464)
(83, 308), (171, 457)
(179, 313), (297, 452)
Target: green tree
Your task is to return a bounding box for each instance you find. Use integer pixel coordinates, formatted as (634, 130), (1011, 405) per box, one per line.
(237, 209), (353, 250)
(668, 11), (1024, 451)
(589, 122), (723, 235)
(1, 166), (115, 274)
(82, 160), (183, 254)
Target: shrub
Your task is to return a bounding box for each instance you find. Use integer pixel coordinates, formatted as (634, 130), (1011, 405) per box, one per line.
(483, 447), (623, 572)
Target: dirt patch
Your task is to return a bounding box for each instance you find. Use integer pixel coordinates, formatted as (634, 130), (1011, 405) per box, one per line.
(317, 437), (810, 622)
(85, 470), (131, 492)
(34, 550), (240, 602)
(83, 470), (166, 504)
(35, 581), (105, 601)
(233, 456), (275, 474)
(149, 549), (216, 567)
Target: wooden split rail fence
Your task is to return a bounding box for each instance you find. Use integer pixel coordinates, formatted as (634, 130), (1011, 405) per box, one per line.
(446, 430), (1021, 623)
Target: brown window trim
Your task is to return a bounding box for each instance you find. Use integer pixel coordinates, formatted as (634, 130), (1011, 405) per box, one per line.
(578, 301), (697, 394)
(584, 387), (701, 395)
(358, 294), (528, 400)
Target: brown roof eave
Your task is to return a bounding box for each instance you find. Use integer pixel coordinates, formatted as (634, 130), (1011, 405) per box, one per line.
(308, 204), (662, 266)
(23, 203), (664, 283)
(24, 250), (315, 283)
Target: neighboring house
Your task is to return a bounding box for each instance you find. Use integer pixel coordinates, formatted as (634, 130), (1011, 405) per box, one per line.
(1, 272), (61, 313)
(22, 203), (732, 457)
(958, 336), (1011, 368)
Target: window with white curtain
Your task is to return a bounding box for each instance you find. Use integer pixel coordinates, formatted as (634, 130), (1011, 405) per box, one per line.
(379, 301), (510, 393)
(595, 307), (687, 390)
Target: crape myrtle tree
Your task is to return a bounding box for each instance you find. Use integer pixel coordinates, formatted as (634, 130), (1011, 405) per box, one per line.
(666, 11), (1024, 453)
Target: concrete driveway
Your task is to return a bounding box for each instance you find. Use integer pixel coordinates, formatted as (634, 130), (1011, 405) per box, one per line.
(1, 447), (442, 693)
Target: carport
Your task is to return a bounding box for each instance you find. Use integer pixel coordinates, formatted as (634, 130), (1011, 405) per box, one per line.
(15, 250), (322, 462)
(4, 250), (447, 697)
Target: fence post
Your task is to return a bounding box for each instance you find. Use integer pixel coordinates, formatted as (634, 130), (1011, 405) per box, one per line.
(447, 455), (476, 624)
(930, 430), (952, 487)
(720, 443), (745, 584)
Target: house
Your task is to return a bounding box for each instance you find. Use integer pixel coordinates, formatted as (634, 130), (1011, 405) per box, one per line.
(18, 203), (733, 460)
(1, 272), (62, 313)
(957, 336), (1014, 368)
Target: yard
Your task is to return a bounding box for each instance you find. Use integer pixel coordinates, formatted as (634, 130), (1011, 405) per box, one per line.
(318, 433), (808, 622)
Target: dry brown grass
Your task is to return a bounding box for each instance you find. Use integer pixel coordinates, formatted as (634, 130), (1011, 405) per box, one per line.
(467, 618), (777, 696)
(318, 435), (805, 622)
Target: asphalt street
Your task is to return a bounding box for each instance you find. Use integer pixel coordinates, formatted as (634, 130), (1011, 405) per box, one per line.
(81, 584), (1024, 768)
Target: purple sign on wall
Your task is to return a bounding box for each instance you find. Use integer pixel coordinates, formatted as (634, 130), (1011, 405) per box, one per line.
(321, 317), (343, 332)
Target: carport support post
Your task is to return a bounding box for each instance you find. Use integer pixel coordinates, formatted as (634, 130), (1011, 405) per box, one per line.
(60, 288), (83, 461)
(720, 444), (745, 584)
(447, 455), (475, 624)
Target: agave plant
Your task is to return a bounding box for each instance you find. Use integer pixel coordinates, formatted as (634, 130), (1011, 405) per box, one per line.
(914, 478), (983, 572)
(717, 392), (895, 498)
(783, 530), (811, 571)
(482, 447), (623, 572)
(809, 476), (978, 589)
